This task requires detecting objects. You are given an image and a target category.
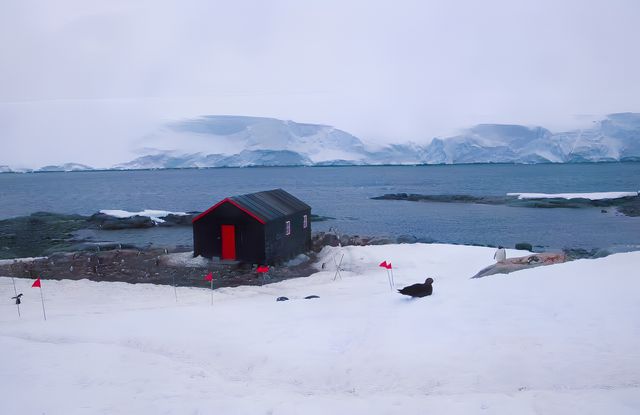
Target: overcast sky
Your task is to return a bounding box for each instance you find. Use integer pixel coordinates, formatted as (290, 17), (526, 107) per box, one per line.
(1, 0), (639, 168)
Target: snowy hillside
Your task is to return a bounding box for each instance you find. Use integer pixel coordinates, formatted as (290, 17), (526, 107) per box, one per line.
(116, 116), (368, 169)
(37, 163), (94, 172)
(1, 244), (639, 414)
(4, 113), (640, 171)
(115, 113), (640, 169)
(421, 113), (640, 164)
(422, 125), (559, 164)
(114, 149), (312, 169)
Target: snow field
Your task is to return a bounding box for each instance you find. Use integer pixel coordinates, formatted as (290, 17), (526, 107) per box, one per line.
(1, 243), (639, 414)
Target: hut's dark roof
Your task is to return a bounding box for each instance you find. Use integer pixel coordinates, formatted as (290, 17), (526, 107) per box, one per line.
(193, 189), (310, 223)
(230, 189), (310, 221)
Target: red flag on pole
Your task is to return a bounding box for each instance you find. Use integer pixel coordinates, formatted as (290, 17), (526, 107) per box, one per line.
(203, 272), (214, 305)
(379, 261), (392, 270)
(31, 278), (47, 320)
(256, 265), (269, 273)
(380, 260), (393, 290)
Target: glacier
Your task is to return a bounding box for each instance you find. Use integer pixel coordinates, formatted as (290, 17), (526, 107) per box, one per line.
(4, 113), (640, 171)
(115, 113), (640, 169)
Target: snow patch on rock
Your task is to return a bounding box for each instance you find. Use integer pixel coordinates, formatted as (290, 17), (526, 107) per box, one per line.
(99, 209), (188, 223)
(508, 191), (639, 200)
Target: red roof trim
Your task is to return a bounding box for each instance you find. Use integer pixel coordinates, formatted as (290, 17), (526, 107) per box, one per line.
(192, 198), (266, 224)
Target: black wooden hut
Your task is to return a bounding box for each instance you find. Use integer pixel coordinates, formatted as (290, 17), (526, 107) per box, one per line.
(192, 189), (312, 264)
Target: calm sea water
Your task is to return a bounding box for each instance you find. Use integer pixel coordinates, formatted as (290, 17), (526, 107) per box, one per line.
(1, 163), (639, 252)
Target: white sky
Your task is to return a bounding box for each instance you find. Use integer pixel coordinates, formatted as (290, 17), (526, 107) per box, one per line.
(1, 0), (639, 168)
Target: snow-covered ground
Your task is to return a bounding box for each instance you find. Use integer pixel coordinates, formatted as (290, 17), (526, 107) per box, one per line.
(1, 243), (639, 414)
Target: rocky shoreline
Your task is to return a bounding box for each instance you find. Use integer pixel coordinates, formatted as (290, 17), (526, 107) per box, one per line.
(0, 248), (319, 289)
(0, 226), (611, 290)
(0, 208), (620, 288)
(0, 211), (335, 260)
(0, 231), (411, 289)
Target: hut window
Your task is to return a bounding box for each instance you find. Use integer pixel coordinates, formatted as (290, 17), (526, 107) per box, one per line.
(303, 214), (308, 229)
(285, 220), (291, 236)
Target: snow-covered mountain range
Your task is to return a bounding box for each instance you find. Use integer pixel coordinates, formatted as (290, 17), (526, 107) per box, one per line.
(426, 113), (640, 164)
(38, 163), (94, 172)
(116, 113), (640, 169)
(114, 116), (369, 169)
(3, 113), (639, 172)
(1, 163), (94, 173)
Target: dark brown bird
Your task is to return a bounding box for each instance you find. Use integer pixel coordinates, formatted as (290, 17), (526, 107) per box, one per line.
(398, 278), (434, 298)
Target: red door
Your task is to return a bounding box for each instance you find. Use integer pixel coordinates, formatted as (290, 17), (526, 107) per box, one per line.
(221, 225), (236, 260)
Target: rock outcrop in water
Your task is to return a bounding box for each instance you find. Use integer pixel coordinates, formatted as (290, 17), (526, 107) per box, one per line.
(0, 212), (199, 259)
(372, 193), (640, 216)
(0, 212), (89, 259)
(88, 212), (198, 229)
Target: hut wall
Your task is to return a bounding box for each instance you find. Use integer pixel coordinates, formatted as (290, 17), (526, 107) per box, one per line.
(264, 209), (312, 264)
(193, 203), (265, 264)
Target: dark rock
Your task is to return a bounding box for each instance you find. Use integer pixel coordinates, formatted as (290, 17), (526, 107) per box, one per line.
(372, 192), (640, 218)
(158, 213), (199, 226)
(372, 193), (502, 204)
(397, 234), (418, 244)
(0, 247), (321, 289)
(311, 231), (396, 250)
(0, 212), (88, 259)
(89, 213), (155, 230)
(515, 242), (533, 251)
(310, 214), (335, 222)
(563, 248), (610, 260)
(304, 295), (320, 299)
(320, 233), (341, 247)
(276, 296), (290, 302)
(367, 237), (394, 245)
(617, 198), (640, 217)
(88, 212), (199, 229)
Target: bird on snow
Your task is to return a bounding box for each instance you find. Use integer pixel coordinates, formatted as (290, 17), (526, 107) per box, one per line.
(397, 278), (434, 298)
(11, 293), (23, 305)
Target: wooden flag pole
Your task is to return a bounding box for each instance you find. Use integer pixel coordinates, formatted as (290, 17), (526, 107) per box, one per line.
(11, 277), (20, 317)
(32, 278), (46, 320)
(172, 274), (178, 303)
(333, 254), (344, 281)
(379, 261), (393, 291)
(203, 272), (214, 305)
(39, 285), (47, 321)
